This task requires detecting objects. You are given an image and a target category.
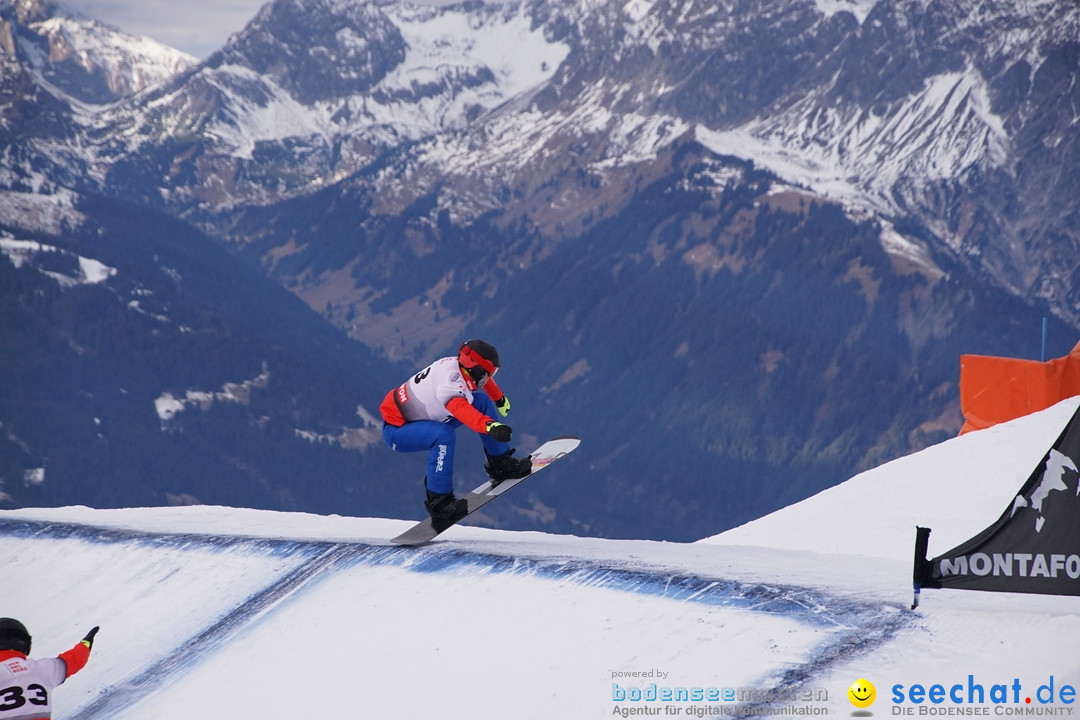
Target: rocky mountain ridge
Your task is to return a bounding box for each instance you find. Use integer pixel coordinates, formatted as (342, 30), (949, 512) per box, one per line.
(1, 0), (1078, 540)
(1, 0), (193, 103)
(31, 0), (1072, 330)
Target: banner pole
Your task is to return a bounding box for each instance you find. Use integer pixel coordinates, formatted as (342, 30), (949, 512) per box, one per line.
(911, 526), (932, 609)
(1042, 316), (1047, 361)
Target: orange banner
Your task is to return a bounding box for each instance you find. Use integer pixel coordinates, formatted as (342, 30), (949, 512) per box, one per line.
(959, 341), (1080, 433)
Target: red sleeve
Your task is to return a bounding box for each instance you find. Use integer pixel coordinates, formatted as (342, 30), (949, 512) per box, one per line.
(483, 378), (505, 404)
(58, 642), (91, 679)
(446, 396), (493, 434)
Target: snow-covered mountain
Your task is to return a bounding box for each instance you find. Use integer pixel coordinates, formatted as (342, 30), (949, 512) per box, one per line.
(3, 0), (1080, 541)
(0, 0), (195, 201)
(63, 0), (1079, 322)
(7, 0), (1077, 320)
(2, 399), (1078, 719)
(83, 0), (573, 211)
(0, 0), (194, 105)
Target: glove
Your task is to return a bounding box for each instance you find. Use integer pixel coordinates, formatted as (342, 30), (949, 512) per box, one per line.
(495, 396), (510, 417)
(82, 626), (100, 649)
(486, 421), (512, 443)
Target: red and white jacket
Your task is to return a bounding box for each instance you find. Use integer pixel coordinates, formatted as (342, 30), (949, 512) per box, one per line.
(380, 356), (505, 434)
(0, 642), (90, 720)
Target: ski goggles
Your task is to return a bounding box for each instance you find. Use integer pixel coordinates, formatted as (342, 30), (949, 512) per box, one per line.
(459, 346), (498, 385)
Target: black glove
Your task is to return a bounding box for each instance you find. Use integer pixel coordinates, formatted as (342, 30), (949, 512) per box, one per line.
(486, 421), (512, 443)
(82, 627), (99, 649)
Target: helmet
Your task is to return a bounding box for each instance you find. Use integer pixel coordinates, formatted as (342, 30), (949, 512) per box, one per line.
(458, 339), (500, 386)
(0, 618), (30, 655)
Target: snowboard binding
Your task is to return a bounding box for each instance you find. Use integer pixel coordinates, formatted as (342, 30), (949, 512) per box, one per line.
(484, 449), (532, 487)
(424, 491), (468, 531)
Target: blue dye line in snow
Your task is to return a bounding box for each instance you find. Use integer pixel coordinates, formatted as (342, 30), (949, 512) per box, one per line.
(1, 519), (913, 717)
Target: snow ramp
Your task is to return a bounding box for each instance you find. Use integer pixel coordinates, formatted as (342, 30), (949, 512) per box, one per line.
(0, 514), (912, 719)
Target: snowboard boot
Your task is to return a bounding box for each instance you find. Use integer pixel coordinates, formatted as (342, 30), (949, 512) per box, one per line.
(425, 490), (468, 531)
(484, 449), (532, 487)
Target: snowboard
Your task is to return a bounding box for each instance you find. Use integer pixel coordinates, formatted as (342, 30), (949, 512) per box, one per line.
(390, 436), (580, 546)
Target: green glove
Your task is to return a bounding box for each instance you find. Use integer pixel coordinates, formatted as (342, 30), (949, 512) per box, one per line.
(486, 421), (512, 443)
(495, 396), (510, 417)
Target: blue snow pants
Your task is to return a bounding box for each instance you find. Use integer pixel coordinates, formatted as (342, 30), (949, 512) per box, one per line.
(381, 392), (509, 495)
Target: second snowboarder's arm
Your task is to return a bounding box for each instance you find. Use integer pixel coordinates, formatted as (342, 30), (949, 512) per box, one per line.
(58, 627), (98, 679)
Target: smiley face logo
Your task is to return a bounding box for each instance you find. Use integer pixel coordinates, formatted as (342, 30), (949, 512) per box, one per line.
(848, 679), (876, 708)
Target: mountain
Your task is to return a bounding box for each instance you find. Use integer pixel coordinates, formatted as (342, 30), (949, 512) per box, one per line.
(1, 2), (426, 523)
(78, 0), (1080, 323)
(1, 399), (1078, 718)
(1, 0), (1079, 541)
(0, 0), (194, 104)
(0, 0), (195, 199)
(0, 191), (417, 519)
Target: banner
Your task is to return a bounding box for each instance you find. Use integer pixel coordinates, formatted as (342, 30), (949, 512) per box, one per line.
(959, 341), (1080, 433)
(915, 403), (1080, 597)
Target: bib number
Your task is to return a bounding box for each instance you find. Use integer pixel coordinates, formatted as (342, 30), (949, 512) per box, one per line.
(0, 683), (48, 711)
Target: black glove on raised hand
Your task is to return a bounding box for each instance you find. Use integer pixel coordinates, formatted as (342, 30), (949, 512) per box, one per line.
(82, 627), (99, 649)
(486, 421), (512, 443)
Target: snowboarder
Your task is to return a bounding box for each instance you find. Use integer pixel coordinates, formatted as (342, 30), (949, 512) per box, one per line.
(380, 339), (533, 527)
(0, 617), (99, 718)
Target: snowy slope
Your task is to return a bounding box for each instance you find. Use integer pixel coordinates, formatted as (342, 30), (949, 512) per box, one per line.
(3, 400), (1080, 718)
(8, 0), (195, 105)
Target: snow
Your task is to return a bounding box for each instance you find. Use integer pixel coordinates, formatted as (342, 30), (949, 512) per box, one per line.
(153, 365), (270, 422)
(813, 0), (880, 25)
(694, 66), (1010, 223)
(693, 64), (1012, 266)
(388, 4), (568, 104)
(0, 237), (117, 287)
(3, 400), (1080, 718)
(194, 63), (324, 159)
(0, 190), (86, 237)
(16, 10), (195, 101)
(877, 221), (946, 279)
(177, 2), (570, 162)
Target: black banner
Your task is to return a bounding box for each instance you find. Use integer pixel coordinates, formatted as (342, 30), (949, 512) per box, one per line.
(916, 405), (1080, 596)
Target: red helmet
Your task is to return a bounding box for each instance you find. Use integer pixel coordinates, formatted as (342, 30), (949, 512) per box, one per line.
(458, 339), (499, 386)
